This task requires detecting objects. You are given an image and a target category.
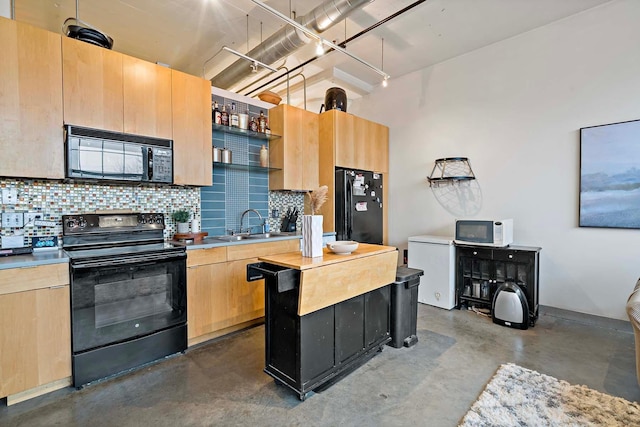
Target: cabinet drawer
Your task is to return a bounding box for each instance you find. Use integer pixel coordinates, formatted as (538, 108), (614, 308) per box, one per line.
(457, 247), (493, 259)
(187, 247), (227, 268)
(492, 250), (532, 263)
(226, 239), (300, 261)
(0, 263), (69, 295)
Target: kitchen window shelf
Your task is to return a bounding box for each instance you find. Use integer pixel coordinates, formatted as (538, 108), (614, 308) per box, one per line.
(213, 162), (281, 172)
(212, 123), (281, 141)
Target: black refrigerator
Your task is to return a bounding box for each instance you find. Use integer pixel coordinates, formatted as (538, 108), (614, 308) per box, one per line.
(335, 168), (383, 244)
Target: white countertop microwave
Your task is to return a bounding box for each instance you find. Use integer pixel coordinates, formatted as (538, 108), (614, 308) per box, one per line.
(454, 219), (513, 247)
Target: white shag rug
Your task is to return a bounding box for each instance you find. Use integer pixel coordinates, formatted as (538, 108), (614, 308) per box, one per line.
(459, 363), (640, 426)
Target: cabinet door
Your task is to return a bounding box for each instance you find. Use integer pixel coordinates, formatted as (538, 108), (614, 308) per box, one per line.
(269, 104), (303, 190)
(364, 286), (390, 346)
(172, 70), (212, 186)
(493, 249), (538, 316)
(269, 105), (319, 191)
(226, 258), (266, 323)
(301, 108), (320, 190)
(352, 115), (367, 171)
(335, 295), (364, 364)
(0, 286), (71, 398)
(62, 36), (124, 132)
(318, 111), (337, 233)
(0, 17), (64, 179)
(366, 120), (389, 173)
(123, 55), (172, 138)
(187, 262), (228, 339)
(456, 247), (493, 307)
(334, 111), (356, 169)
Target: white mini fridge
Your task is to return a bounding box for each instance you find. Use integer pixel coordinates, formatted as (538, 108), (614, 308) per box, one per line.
(408, 235), (456, 310)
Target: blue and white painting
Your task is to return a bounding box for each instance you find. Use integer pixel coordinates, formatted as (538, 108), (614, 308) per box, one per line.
(580, 119), (640, 228)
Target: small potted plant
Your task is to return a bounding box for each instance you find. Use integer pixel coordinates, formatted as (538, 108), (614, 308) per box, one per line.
(172, 209), (191, 234)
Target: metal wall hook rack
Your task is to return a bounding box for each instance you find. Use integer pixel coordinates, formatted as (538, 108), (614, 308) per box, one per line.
(427, 157), (476, 187)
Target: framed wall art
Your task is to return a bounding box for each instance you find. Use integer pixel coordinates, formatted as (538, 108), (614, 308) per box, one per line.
(580, 118), (640, 229)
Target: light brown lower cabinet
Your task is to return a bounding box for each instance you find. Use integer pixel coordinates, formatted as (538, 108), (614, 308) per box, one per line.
(226, 258), (265, 327)
(0, 263), (71, 404)
(187, 239), (300, 346)
(187, 261), (229, 339)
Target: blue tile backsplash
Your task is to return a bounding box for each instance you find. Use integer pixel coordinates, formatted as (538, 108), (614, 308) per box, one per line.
(201, 94), (275, 237)
(201, 94), (306, 237)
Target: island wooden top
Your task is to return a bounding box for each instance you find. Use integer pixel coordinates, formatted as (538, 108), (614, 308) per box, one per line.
(259, 243), (398, 316)
(257, 243), (397, 270)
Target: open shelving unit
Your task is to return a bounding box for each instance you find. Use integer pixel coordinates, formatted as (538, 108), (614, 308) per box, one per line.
(212, 123), (281, 141)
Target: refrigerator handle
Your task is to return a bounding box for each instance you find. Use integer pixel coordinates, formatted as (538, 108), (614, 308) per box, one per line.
(346, 176), (353, 240)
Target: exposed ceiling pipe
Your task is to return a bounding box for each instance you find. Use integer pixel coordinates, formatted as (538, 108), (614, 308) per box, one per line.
(210, 0), (374, 90)
(245, 0), (427, 97)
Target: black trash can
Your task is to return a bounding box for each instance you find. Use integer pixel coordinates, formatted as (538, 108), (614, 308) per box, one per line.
(388, 266), (424, 348)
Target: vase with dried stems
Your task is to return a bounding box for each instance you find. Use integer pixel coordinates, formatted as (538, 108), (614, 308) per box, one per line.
(302, 186), (328, 257)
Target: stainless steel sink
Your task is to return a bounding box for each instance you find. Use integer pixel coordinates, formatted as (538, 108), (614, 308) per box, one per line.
(246, 232), (277, 239)
(208, 235), (248, 242)
(204, 231), (297, 243)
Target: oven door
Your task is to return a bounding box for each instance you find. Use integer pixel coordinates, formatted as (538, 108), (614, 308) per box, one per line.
(70, 251), (187, 354)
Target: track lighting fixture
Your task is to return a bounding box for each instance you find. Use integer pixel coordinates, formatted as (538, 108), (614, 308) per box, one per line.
(249, 0), (390, 83)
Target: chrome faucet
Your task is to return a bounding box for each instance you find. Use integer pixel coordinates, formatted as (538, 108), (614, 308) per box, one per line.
(240, 209), (265, 234)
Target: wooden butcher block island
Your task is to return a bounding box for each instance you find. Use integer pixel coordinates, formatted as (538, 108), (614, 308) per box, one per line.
(247, 244), (398, 400)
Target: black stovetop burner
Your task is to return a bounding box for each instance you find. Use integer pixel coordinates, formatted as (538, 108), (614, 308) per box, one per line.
(62, 212), (183, 258)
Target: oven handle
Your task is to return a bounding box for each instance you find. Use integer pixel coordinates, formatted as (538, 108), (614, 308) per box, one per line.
(71, 251), (186, 269)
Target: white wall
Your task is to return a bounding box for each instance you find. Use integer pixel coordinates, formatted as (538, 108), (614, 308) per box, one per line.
(0, 0), (11, 19)
(350, 0), (640, 320)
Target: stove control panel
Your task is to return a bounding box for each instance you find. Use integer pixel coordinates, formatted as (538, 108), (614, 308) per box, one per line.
(63, 213), (165, 235)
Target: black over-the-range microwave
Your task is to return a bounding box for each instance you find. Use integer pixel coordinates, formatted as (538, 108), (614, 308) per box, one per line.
(65, 125), (174, 184)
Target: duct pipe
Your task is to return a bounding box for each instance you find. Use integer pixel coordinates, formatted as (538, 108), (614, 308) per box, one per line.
(245, 0), (427, 97)
(210, 0), (373, 90)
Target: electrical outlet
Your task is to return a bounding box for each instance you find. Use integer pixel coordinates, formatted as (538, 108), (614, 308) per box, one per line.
(1, 212), (24, 228)
(24, 212), (43, 226)
(1, 189), (18, 205)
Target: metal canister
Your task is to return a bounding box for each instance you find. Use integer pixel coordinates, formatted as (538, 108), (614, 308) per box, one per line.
(221, 148), (232, 164)
(212, 146), (221, 163)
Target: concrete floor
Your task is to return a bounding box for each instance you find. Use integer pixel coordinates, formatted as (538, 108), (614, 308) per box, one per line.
(1, 304), (638, 427)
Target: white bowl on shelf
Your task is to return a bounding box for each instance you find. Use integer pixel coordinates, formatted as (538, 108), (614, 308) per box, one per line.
(327, 241), (359, 255)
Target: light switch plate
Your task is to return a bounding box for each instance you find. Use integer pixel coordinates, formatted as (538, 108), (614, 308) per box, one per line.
(1, 212), (24, 228)
(24, 212), (43, 226)
(1, 189), (18, 205)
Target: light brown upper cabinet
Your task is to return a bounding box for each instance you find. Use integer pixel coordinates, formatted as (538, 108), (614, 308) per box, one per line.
(63, 40), (172, 140)
(268, 104), (319, 191)
(329, 110), (389, 173)
(0, 17), (64, 179)
(62, 36), (124, 132)
(122, 56), (172, 139)
(171, 70), (213, 186)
